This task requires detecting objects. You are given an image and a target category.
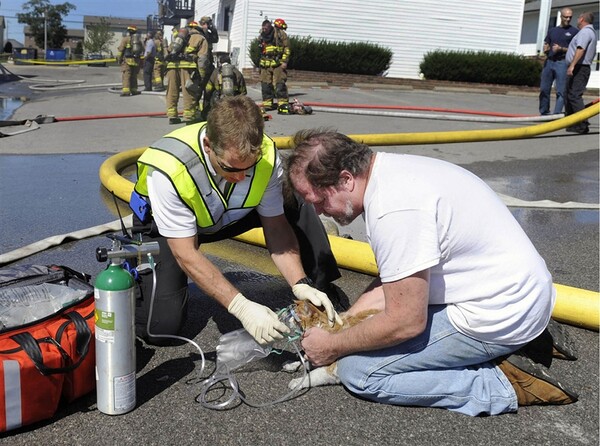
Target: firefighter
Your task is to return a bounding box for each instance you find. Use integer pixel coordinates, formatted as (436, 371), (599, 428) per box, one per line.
(152, 30), (167, 91)
(164, 26), (188, 125)
(259, 18), (290, 111)
(180, 21), (211, 123)
(201, 53), (247, 120)
(116, 25), (143, 96)
(199, 15), (219, 48)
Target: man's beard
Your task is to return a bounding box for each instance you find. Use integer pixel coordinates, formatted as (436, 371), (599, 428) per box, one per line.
(333, 200), (355, 226)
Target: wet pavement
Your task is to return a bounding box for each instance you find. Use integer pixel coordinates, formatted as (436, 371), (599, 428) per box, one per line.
(0, 63), (598, 445)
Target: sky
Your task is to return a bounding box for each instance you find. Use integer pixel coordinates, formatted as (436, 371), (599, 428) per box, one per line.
(1, 0), (158, 43)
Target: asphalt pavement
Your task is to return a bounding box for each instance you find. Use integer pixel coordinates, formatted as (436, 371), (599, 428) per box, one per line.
(0, 63), (598, 446)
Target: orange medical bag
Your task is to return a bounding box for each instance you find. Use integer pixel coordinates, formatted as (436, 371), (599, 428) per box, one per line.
(0, 265), (95, 432)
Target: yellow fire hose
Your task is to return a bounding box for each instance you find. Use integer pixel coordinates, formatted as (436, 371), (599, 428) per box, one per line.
(99, 106), (600, 331)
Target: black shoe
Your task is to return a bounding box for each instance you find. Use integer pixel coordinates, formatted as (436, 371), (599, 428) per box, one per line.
(566, 126), (589, 134)
(519, 319), (578, 368)
(131, 91), (142, 96)
(168, 117), (181, 125)
(546, 318), (578, 360)
(143, 88), (153, 92)
(120, 92), (131, 97)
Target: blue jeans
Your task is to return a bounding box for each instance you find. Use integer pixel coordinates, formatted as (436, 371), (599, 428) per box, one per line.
(337, 305), (523, 416)
(539, 59), (568, 115)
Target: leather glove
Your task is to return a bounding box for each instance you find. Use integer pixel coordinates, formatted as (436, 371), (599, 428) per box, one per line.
(292, 281), (343, 327)
(228, 293), (290, 345)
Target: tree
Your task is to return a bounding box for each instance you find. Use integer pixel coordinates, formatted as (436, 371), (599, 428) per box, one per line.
(17, 0), (76, 50)
(83, 18), (115, 55)
(73, 41), (83, 58)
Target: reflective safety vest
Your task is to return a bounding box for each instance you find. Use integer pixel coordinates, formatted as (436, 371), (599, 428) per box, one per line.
(134, 123), (276, 233)
(259, 29), (290, 68)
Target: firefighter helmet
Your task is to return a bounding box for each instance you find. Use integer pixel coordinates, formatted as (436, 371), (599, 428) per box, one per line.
(200, 16), (212, 24)
(188, 21), (200, 29)
(127, 25), (138, 33)
(273, 18), (287, 30)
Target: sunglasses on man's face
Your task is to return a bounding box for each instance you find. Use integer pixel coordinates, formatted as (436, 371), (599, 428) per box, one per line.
(214, 151), (262, 173)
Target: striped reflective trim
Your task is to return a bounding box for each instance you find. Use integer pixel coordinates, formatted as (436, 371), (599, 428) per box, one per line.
(136, 126), (277, 231)
(3, 360), (22, 430)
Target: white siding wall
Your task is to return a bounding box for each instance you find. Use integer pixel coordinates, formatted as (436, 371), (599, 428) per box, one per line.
(197, 0), (527, 79)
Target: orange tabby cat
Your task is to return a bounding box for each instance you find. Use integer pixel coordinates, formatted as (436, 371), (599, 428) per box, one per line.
(284, 300), (379, 389)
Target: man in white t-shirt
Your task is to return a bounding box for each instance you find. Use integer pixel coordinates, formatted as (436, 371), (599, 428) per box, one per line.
(130, 96), (341, 346)
(286, 130), (578, 416)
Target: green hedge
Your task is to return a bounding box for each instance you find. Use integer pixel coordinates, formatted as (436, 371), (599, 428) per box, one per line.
(249, 36), (392, 76)
(420, 50), (541, 87)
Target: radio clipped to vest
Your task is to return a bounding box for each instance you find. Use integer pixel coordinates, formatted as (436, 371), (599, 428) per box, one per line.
(130, 190), (151, 224)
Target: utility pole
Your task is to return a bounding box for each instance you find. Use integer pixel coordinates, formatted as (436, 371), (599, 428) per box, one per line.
(44, 8), (48, 59)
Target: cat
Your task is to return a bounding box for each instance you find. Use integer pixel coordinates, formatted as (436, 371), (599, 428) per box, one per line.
(283, 300), (379, 389)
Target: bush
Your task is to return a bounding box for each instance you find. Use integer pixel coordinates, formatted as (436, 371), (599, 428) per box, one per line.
(420, 50), (541, 87)
(249, 36), (392, 76)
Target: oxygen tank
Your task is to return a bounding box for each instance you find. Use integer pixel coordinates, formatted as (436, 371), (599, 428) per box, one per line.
(170, 27), (189, 57)
(221, 63), (235, 97)
(131, 33), (143, 57)
(94, 261), (136, 415)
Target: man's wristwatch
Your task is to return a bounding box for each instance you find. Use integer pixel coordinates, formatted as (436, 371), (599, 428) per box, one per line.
(295, 277), (314, 286)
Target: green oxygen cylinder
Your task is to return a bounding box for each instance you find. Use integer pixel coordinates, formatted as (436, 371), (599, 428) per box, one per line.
(94, 261), (136, 415)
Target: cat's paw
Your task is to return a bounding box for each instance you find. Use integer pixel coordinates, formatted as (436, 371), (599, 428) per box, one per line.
(287, 366), (341, 390)
(288, 375), (311, 390)
(282, 360), (303, 373)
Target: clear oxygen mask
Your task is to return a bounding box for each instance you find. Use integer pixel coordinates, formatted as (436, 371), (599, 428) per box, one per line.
(214, 304), (303, 373)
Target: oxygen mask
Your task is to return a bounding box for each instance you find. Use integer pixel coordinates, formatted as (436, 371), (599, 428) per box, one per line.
(215, 303), (303, 374)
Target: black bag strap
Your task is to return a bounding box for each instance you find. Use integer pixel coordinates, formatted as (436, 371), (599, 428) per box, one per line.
(10, 312), (92, 375)
(65, 311), (91, 357)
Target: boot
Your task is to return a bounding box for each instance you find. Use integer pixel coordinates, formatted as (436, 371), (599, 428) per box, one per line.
(546, 318), (578, 360)
(497, 353), (578, 406)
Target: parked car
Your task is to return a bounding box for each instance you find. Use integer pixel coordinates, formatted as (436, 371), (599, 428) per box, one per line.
(86, 53), (107, 67)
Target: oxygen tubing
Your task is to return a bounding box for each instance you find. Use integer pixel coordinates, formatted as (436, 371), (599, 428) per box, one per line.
(97, 105), (600, 330)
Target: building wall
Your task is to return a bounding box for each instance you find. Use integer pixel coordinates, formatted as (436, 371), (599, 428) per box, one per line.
(197, 0), (526, 79)
(23, 26), (83, 57)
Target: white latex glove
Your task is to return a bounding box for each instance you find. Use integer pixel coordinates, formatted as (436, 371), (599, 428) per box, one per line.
(292, 283), (343, 327)
(227, 293), (290, 345)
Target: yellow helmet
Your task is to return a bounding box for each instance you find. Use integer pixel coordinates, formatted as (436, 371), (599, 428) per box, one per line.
(127, 25), (137, 33)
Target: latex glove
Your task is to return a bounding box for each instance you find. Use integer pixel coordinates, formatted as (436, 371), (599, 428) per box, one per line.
(292, 283), (343, 327)
(227, 293), (290, 345)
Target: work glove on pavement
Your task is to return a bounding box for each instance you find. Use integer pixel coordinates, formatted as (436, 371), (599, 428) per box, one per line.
(292, 283), (343, 327)
(228, 293), (290, 345)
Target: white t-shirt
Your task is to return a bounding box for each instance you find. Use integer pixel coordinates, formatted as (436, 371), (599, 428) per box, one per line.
(147, 128), (285, 238)
(364, 153), (554, 345)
